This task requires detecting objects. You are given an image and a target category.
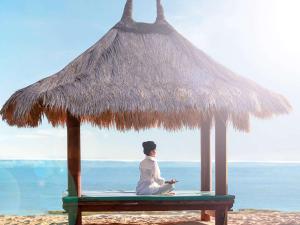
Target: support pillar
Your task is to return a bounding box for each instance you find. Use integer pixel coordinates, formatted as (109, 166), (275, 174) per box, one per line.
(200, 119), (212, 221)
(215, 114), (228, 225)
(67, 111), (82, 225)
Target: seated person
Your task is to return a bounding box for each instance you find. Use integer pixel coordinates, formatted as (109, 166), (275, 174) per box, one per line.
(136, 141), (177, 195)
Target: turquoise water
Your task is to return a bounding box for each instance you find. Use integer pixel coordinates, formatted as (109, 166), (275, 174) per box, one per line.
(0, 160), (300, 215)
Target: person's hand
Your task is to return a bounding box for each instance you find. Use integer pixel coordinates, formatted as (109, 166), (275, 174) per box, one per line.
(170, 179), (178, 184)
(165, 179), (178, 184)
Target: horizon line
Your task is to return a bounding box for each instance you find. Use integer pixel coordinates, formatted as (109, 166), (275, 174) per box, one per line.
(0, 158), (300, 163)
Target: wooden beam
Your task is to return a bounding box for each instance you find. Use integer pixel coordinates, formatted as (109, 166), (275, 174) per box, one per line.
(68, 208), (82, 225)
(67, 111), (81, 197)
(215, 114), (228, 195)
(63, 200), (234, 211)
(67, 112), (82, 225)
(201, 119), (212, 191)
(201, 119), (212, 221)
(215, 114), (228, 225)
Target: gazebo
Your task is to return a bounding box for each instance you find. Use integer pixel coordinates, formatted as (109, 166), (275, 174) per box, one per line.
(0, 1), (291, 225)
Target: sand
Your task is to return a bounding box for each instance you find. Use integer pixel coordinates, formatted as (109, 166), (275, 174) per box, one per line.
(1, 210), (300, 225)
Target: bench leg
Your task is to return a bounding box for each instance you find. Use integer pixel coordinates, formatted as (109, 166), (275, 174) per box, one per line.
(68, 208), (82, 225)
(201, 210), (211, 221)
(215, 209), (227, 225)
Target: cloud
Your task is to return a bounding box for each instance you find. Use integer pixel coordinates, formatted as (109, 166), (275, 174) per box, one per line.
(15, 134), (47, 139)
(14, 128), (66, 140)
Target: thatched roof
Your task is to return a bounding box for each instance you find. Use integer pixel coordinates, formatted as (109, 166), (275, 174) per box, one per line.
(0, 0), (291, 131)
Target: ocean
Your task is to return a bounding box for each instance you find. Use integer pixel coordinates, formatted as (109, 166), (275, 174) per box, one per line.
(0, 160), (300, 215)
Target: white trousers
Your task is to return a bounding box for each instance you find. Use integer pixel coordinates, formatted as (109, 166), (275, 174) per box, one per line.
(153, 183), (174, 195)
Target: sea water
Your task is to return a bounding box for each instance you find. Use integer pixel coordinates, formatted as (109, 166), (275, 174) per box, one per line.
(0, 160), (299, 215)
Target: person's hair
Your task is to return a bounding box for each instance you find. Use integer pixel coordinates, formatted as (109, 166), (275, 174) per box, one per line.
(142, 141), (156, 156)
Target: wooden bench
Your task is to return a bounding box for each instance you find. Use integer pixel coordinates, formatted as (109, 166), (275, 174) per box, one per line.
(63, 191), (235, 225)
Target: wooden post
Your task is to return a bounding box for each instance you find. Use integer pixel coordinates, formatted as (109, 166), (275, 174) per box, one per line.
(215, 114), (228, 225)
(201, 119), (212, 221)
(67, 111), (82, 225)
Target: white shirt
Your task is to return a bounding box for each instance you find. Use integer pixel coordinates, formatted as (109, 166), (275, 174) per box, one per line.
(136, 156), (165, 195)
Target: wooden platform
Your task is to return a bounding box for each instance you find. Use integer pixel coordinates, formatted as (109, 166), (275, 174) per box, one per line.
(63, 191), (235, 225)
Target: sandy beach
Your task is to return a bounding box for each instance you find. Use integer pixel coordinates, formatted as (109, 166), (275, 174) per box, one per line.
(1, 210), (300, 225)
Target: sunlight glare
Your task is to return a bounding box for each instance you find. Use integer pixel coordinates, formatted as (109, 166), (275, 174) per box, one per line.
(264, 0), (300, 55)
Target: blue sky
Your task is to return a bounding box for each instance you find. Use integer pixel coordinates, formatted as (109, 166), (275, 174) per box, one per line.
(0, 0), (299, 161)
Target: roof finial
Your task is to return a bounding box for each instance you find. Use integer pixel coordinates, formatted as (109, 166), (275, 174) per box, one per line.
(121, 0), (133, 22)
(156, 0), (165, 22)
(121, 0), (165, 23)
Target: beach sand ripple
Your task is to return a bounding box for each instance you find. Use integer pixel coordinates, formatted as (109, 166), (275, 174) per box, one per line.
(1, 210), (300, 225)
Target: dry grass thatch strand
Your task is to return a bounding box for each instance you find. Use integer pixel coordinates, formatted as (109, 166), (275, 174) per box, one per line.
(0, 0), (292, 132)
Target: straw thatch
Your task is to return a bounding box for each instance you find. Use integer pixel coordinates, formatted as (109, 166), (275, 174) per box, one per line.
(0, 0), (291, 131)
